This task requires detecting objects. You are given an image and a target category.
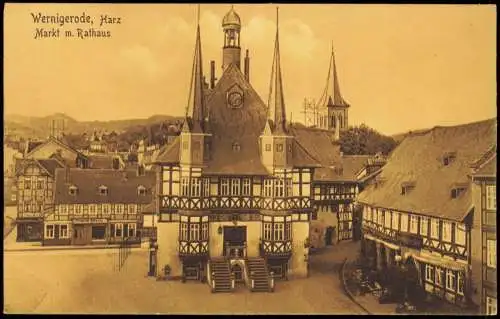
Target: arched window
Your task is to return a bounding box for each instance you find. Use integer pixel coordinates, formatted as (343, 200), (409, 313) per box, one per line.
(339, 114), (343, 129)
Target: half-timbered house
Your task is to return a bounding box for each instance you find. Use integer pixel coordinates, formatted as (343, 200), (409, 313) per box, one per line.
(357, 118), (496, 311)
(470, 147), (497, 315)
(44, 167), (155, 246)
(14, 158), (64, 241)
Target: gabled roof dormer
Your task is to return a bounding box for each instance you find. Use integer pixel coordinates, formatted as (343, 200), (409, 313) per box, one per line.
(69, 185), (78, 196)
(451, 183), (468, 199)
(98, 185), (108, 196)
(137, 185), (146, 196)
(442, 151), (457, 166)
(401, 181), (416, 195)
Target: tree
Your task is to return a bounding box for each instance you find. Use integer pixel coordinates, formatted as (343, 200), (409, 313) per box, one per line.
(339, 124), (398, 155)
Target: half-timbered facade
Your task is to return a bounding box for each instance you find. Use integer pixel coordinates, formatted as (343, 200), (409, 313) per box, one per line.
(357, 118), (497, 312)
(44, 167), (155, 246)
(14, 158), (64, 241)
(152, 8), (329, 290)
(470, 148), (497, 315)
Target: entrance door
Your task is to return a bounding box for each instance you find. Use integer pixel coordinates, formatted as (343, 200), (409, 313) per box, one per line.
(231, 264), (244, 283)
(73, 225), (87, 245)
(223, 226), (247, 258)
(325, 227), (334, 246)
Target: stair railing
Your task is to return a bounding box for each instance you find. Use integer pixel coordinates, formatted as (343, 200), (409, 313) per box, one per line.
(251, 278), (255, 289)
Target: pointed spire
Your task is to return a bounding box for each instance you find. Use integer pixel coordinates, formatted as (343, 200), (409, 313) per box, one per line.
(185, 4), (205, 133)
(330, 44), (348, 107)
(267, 7), (288, 134)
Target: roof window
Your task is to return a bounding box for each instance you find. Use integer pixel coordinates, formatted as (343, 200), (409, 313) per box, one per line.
(443, 152), (457, 166)
(99, 185), (108, 196)
(69, 185), (78, 196)
(401, 181), (416, 195)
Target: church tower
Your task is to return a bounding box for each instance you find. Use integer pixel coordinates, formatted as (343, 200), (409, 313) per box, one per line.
(222, 5), (242, 71)
(179, 6), (211, 168)
(260, 8), (294, 172)
(326, 46), (350, 134)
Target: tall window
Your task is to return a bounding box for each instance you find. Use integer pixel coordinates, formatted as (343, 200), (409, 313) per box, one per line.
(285, 222), (291, 240)
(221, 178), (229, 196)
(487, 239), (496, 268)
(420, 217), (428, 237)
(115, 223), (123, 237)
(203, 178), (210, 197)
(425, 264), (434, 282)
(409, 215), (419, 234)
(274, 223), (284, 241)
(231, 178), (240, 195)
(455, 223), (466, 245)
(190, 223), (199, 241)
(180, 223), (188, 240)
(445, 269), (456, 291)
(486, 296), (497, 315)
(377, 210), (383, 225)
(400, 213), (408, 232)
(263, 223), (272, 240)
(384, 211), (391, 228)
(391, 212), (400, 230)
(286, 178), (293, 196)
(431, 218), (439, 239)
(45, 224), (55, 239)
(128, 223), (136, 237)
(435, 267), (444, 287)
(457, 272), (464, 295)
(263, 179), (273, 197)
(242, 178), (251, 196)
(181, 177), (189, 196)
(201, 223), (208, 240)
(60, 225), (69, 238)
(275, 179), (285, 197)
(486, 185), (496, 210)
(442, 221), (452, 242)
(191, 178), (201, 197)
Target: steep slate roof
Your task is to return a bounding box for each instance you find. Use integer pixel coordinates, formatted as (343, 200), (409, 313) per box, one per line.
(54, 168), (156, 205)
(201, 64), (271, 175)
(87, 154), (123, 169)
(26, 141), (45, 154)
(154, 137), (180, 164)
(15, 158), (64, 177)
(472, 151), (496, 178)
(357, 118), (497, 221)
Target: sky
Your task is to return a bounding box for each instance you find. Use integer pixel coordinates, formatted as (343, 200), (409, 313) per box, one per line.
(4, 4), (497, 135)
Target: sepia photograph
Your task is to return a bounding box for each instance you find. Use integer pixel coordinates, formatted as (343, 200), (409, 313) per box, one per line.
(3, 3), (497, 315)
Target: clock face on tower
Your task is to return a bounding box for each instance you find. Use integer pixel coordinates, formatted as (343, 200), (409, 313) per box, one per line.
(227, 91), (243, 108)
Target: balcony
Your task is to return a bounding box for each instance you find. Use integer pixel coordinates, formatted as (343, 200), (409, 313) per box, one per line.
(160, 195), (312, 211)
(178, 240), (209, 257)
(261, 239), (292, 258)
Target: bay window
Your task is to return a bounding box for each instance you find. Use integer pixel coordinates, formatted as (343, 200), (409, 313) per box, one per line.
(262, 219), (291, 241)
(181, 177), (189, 196)
(400, 213), (408, 232)
(275, 179), (285, 197)
(179, 217), (209, 241)
(384, 210), (391, 228)
(231, 178), (240, 195)
(191, 178), (201, 197)
(263, 179), (273, 197)
(242, 178), (251, 196)
(377, 210), (383, 225)
(455, 223), (466, 245)
(391, 212), (399, 230)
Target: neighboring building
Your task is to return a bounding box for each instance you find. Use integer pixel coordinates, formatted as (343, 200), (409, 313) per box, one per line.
(44, 167), (155, 246)
(24, 135), (89, 168)
(137, 140), (162, 170)
(357, 118), (496, 312)
(14, 158), (65, 242)
(89, 130), (108, 153)
(470, 148), (497, 315)
(87, 154), (125, 170)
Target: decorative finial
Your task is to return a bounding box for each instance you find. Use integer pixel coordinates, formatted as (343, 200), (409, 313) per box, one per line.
(276, 7), (279, 27)
(197, 4), (200, 25)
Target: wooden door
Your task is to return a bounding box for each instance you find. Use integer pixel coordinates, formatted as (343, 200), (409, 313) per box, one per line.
(73, 225), (86, 245)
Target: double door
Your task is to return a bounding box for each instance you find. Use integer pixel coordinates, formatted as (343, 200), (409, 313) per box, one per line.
(73, 224), (92, 245)
(223, 226), (247, 258)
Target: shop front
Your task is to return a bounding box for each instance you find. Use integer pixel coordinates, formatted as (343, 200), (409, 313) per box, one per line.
(16, 218), (43, 242)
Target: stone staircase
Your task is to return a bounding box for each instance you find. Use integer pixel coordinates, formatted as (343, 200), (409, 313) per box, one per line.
(209, 258), (233, 293)
(246, 257), (273, 293)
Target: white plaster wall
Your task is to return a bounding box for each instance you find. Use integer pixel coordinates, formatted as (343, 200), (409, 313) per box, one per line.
(209, 221), (261, 258)
(157, 222), (182, 277)
(143, 214), (158, 228)
(290, 221), (309, 278)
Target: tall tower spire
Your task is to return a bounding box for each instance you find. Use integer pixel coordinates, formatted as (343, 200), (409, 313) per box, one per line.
(330, 44), (348, 107)
(184, 4), (205, 133)
(267, 7), (288, 135)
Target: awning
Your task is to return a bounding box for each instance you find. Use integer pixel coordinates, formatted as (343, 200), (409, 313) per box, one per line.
(364, 233), (401, 250)
(413, 253), (467, 272)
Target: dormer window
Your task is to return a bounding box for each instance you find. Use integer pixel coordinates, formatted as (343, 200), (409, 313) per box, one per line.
(232, 142), (241, 152)
(451, 184), (468, 199)
(69, 185), (78, 196)
(99, 185), (108, 196)
(443, 152), (457, 166)
(137, 185), (146, 196)
(401, 182), (415, 195)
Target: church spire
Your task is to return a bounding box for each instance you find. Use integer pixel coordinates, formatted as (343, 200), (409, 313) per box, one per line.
(185, 4), (205, 133)
(267, 7), (287, 134)
(329, 43), (348, 107)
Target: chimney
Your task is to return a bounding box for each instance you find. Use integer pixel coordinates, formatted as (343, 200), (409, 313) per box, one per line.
(244, 49), (250, 82)
(210, 60), (216, 89)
